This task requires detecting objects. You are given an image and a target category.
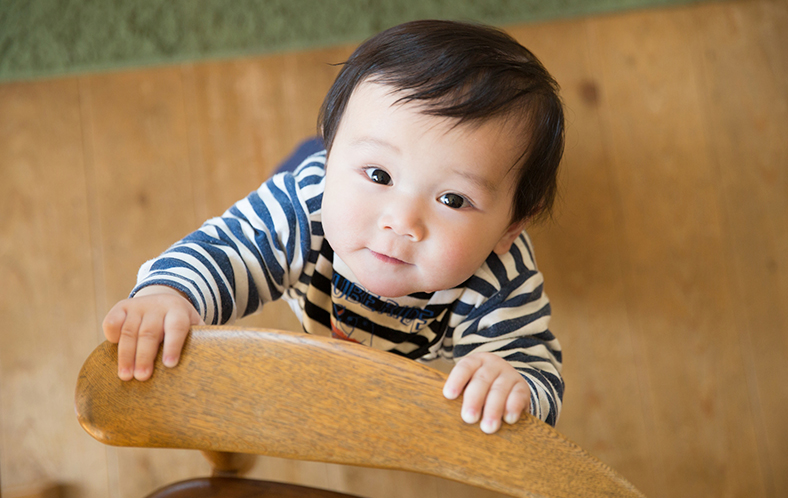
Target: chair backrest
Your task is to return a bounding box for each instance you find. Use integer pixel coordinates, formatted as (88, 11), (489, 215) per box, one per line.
(75, 326), (644, 498)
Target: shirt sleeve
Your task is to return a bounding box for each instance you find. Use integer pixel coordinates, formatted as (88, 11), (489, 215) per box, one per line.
(449, 234), (563, 426)
(131, 155), (326, 325)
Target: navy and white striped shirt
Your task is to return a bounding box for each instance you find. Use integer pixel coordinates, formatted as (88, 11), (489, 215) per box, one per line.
(134, 152), (563, 425)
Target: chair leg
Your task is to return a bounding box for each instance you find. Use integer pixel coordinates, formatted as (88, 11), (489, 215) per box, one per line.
(201, 451), (257, 477)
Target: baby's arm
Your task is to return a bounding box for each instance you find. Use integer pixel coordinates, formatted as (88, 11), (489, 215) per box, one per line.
(442, 232), (563, 431)
(102, 285), (203, 381)
(443, 353), (531, 434)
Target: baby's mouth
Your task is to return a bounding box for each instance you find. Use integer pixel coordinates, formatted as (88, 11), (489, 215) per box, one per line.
(369, 249), (409, 265)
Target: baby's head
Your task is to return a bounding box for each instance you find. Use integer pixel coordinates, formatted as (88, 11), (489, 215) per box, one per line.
(320, 20), (564, 224)
(318, 20), (565, 297)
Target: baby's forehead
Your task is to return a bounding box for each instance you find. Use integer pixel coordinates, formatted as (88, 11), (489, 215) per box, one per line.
(338, 80), (527, 166)
(348, 80), (528, 136)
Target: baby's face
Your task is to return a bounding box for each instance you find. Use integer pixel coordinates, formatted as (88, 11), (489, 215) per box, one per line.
(322, 81), (526, 298)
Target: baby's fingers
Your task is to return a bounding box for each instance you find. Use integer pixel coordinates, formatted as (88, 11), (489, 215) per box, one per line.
(133, 312), (165, 381)
(161, 307), (202, 368)
(443, 355), (483, 400)
(458, 367), (499, 426)
(116, 310), (142, 381)
(504, 382), (531, 425)
(480, 378), (516, 434)
(103, 303), (128, 343)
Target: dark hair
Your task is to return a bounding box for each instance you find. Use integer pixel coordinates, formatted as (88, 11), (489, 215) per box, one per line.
(319, 20), (564, 223)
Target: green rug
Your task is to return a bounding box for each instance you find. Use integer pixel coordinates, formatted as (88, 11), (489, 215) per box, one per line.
(1, 0), (711, 83)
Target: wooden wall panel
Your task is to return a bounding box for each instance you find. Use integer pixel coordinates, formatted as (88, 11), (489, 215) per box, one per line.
(587, 6), (767, 497)
(0, 81), (108, 497)
(78, 67), (207, 498)
(80, 68), (199, 304)
(693, 0), (788, 495)
(184, 45), (352, 221)
(183, 58), (290, 221)
(509, 19), (655, 492)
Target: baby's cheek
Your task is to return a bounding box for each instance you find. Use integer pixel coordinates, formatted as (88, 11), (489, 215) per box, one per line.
(323, 192), (373, 252)
(428, 241), (482, 288)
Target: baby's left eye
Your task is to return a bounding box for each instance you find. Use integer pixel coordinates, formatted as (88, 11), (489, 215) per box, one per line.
(438, 193), (470, 209)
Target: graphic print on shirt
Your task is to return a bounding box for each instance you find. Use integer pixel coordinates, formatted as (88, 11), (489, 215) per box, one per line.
(330, 272), (437, 347)
(330, 303), (369, 344)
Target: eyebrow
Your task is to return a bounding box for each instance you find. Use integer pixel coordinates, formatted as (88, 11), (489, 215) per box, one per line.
(350, 137), (402, 154)
(454, 168), (500, 194)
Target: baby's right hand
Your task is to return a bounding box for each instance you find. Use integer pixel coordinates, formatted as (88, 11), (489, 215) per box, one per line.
(102, 285), (203, 381)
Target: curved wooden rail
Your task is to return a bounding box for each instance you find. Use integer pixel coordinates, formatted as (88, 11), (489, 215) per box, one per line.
(75, 326), (645, 498)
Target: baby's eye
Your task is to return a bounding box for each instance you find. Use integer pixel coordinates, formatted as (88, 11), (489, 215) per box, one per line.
(364, 167), (392, 185)
(439, 193), (470, 209)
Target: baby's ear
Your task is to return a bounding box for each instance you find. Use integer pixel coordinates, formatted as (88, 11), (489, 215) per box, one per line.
(493, 220), (527, 255)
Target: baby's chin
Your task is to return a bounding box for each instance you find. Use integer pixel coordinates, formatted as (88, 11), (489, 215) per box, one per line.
(352, 264), (468, 298)
(355, 271), (439, 298)
(358, 278), (419, 299)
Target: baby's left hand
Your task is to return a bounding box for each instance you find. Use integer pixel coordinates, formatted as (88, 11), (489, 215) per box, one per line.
(443, 352), (531, 434)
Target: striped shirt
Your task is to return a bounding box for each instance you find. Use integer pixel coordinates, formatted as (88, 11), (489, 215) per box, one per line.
(134, 152), (563, 425)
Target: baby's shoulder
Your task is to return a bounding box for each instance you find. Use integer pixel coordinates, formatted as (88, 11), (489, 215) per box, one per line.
(455, 232), (542, 305)
(292, 150), (327, 177)
(254, 150), (327, 214)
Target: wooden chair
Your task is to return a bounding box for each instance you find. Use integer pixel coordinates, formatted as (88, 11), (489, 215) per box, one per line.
(75, 326), (645, 498)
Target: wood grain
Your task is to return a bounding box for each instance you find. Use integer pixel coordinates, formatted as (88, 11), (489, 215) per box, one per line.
(76, 326), (645, 498)
(586, 5), (768, 497)
(0, 79), (109, 497)
(79, 66), (208, 498)
(81, 67), (199, 304)
(693, 1), (788, 495)
(509, 18), (655, 491)
(184, 46), (352, 221)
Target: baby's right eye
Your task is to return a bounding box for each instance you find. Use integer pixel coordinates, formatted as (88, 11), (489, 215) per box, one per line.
(364, 167), (392, 185)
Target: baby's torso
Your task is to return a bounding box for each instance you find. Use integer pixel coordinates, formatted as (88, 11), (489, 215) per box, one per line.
(285, 239), (462, 360)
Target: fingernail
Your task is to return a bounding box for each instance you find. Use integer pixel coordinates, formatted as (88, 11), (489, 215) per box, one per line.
(119, 368), (132, 380)
(505, 412), (520, 425)
(462, 408), (479, 424)
(481, 419), (500, 434)
(134, 367), (150, 380)
(163, 355), (177, 368)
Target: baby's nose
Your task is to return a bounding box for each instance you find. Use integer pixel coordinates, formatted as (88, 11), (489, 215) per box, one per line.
(379, 202), (425, 241)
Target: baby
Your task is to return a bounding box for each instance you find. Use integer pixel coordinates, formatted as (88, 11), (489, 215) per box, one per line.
(103, 20), (565, 433)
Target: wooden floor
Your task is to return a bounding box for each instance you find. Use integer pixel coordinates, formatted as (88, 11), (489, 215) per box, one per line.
(1, 0), (786, 496)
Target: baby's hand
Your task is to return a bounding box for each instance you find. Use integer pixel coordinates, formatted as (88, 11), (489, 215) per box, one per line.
(443, 352), (531, 434)
(102, 285), (203, 382)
